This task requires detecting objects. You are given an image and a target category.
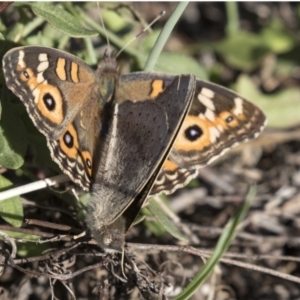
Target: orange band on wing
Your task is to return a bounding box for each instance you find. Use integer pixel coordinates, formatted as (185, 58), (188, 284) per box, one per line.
(162, 159), (178, 172)
(150, 79), (164, 98)
(56, 58), (67, 81)
(71, 62), (79, 83)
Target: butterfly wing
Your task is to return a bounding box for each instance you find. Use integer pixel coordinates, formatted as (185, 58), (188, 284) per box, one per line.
(169, 80), (266, 167)
(118, 72), (266, 196)
(151, 79), (267, 196)
(3, 46), (99, 190)
(150, 160), (198, 196)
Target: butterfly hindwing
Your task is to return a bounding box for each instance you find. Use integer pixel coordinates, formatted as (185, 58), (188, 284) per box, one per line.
(150, 161), (198, 196)
(169, 80), (266, 168)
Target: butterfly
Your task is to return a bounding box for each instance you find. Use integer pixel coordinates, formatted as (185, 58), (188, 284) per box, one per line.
(2, 46), (266, 251)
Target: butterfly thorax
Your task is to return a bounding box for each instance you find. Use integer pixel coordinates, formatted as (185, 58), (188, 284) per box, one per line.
(96, 53), (119, 105)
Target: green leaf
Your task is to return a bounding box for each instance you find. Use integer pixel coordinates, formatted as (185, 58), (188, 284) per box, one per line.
(29, 131), (56, 170)
(0, 229), (48, 257)
(26, 33), (55, 48)
(261, 19), (294, 53)
(143, 207), (167, 237)
(140, 30), (161, 52)
(155, 52), (207, 80)
(148, 198), (188, 242)
(22, 17), (45, 38)
(27, 22), (66, 48)
(5, 23), (24, 43)
(215, 17), (294, 71)
(175, 187), (256, 300)
(0, 94), (28, 169)
(28, 3), (98, 38)
(235, 75), (300, 128)
(215, 31), (270, 70)
(0, 127), (26, 169)
(136, 51), (208, 80)
(132, 211), (146, 226)
(102, 9), (129, 32)
(0, 175), (23, 227)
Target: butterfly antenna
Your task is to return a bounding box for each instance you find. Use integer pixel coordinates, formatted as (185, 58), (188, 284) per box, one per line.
(97, 2), (111, 54)
(116, 10), (166, 58)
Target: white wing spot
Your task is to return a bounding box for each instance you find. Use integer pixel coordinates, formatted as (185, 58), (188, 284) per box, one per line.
(18, 50), (25, 68)
(39, 53), (48, 62)
(245, 123), (252, 129)
(36, 54), (49, 83)
(68, 160), (76, 168)
(205, 109), (215, 122)
(217, 124), (224, 132)
(209, 126), (220, 143)
(166, 173), (178, 181)
(154, 176), (165, 185)
(32, 89), (40, 104)
(76, 165), (85, 175)
(59, 152), (67, 159)
(37, 61), (49, 72)
(201, 87), (215, 98)
(233, 97), (243, 115)
(37, 73), (45, 83)
(198, 93), (215, 111)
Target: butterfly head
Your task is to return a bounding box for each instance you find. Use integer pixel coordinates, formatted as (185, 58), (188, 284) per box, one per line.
(90, 224), (126, 253)
(100, 228), (125, 253)
(97, 48), (118, 73)
(96, 49), (119, 104)
(86, 199), (126, 252)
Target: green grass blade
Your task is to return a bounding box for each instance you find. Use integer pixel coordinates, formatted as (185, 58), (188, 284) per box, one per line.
(144, 2), (189, 71)
(174, 186), (256, 300)
(148, 198), (188, 242)
(225, 2), (240, 36)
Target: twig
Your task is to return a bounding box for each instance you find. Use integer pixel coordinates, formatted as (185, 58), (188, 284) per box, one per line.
(127, 243), (300, 284)
(0, 174), (71, 202)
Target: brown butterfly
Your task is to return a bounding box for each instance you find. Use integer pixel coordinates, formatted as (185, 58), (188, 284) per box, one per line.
(2, 46), (266, 251)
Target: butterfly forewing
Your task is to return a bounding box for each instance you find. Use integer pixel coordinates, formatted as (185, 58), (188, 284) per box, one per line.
(2, 46), (101, 191)
(118, 72), (266, 196)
